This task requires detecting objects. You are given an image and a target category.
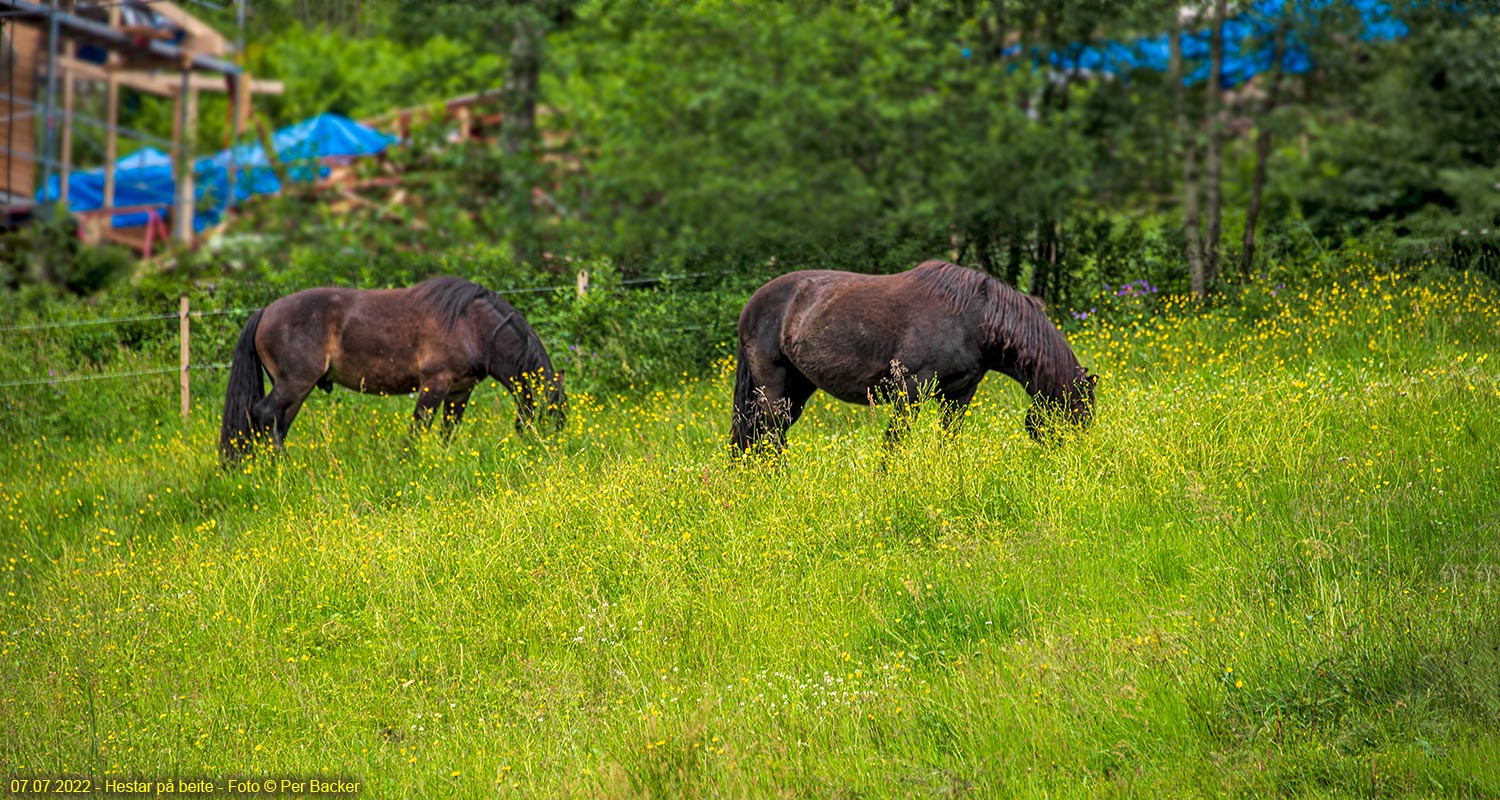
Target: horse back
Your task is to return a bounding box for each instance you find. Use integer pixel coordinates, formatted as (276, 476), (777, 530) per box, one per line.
(257, 286), (475, 394)
(741, 269), (991, 403)
(744, 269), (962, 342)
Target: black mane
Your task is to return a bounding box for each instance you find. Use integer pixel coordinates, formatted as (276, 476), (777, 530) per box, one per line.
(410, 276), (553, 374)
(410, 276), (495, 332)
(910, 260), (1082, 396)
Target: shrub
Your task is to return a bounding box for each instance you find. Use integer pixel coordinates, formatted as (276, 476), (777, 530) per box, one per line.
(0, 210), (136, 295)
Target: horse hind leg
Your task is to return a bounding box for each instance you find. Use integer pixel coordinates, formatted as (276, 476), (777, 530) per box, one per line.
(252, 378), (316, 450)
(732, 360), (814, 452)
(778, 369), (815, 438)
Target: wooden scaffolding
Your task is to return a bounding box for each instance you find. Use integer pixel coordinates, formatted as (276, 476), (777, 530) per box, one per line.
(0, 0), (281, 248)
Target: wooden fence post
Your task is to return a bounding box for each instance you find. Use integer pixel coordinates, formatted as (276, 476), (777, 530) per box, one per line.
(576, 269), (589, 298)
(179, 296), (190, 419)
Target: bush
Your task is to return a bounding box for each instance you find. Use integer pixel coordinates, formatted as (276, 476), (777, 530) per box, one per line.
(0, 210), (136, 295)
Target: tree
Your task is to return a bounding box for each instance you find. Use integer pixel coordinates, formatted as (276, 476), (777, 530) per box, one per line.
(1201, 0), (1226, 293)
(377, 0), (573, 268)
(1170, 13), (1206, 297)
(1240, 5), (1291, 277)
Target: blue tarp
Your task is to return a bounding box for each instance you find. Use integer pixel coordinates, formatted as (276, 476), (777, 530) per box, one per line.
(37, 113), (395, 231)
(989, 0), (1409, 88)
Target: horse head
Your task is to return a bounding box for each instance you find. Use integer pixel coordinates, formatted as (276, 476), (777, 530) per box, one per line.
(515, 368), (568, 435)
(1025, 365), (1097, 441)
(541, 368), (569, 433)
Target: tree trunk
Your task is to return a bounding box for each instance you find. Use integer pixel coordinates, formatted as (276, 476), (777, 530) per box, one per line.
(1171, 16), (1205, 297)
(1003, 224), (1024, 287)
(974, 233), (998, 276)
(1030, 219), (1058, 304)
(504, 8), (543, 269)
(1203, 0), (1227, 292)
(1241, 15), (1289, 277)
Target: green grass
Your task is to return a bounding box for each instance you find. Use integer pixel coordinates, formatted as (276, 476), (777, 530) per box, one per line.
(1, 266), (1498, 797)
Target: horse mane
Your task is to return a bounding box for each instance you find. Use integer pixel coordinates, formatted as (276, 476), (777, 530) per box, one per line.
(411, 276), (554, 373)
(512, 318), (554, 375)
(909, 260), (1079, 394)
(410, 276), (496, 332)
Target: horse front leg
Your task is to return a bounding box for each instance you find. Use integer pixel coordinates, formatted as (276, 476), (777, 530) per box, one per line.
(880, 368), (922, 449)
(412, 379), (452, 432)
(936, 384), (979, 437)
(440, 390), (472, 440)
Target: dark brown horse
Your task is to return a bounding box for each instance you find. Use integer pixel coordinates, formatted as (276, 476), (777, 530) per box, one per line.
(220, 276), (565, 460)
(731, 260), (1096, 449)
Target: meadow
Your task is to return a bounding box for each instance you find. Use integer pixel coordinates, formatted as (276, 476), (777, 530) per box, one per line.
(1, 263), (1498, 797)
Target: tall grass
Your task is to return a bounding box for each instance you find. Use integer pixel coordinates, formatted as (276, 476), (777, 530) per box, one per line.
(1, 265), (1497, 797)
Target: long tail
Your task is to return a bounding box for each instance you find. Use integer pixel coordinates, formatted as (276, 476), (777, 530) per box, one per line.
(730, 340), (758, 450)
(219, 309), (266, 461)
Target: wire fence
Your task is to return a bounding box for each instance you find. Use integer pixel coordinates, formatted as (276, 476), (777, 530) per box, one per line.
(0, 269), (745, 396)
(0, 307), (256, 334)
(0, 364), (228, 389)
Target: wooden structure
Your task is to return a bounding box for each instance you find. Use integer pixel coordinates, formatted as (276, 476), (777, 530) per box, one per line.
(0, 1), (282, 249)
(363, 88), (511, 145)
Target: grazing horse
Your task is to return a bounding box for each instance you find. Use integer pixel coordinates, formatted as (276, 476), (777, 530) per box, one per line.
(731, 260), (1096, 449)
(220, 276), (565, 460)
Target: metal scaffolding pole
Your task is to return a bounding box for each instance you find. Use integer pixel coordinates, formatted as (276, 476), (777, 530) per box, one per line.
(37, 0), (56, 204)
(225, 0), (244, 210)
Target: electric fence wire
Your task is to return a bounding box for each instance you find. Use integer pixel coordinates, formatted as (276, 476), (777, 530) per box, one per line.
(0, 361), (238, 389)
(0, 269), (740, 333)
(0, 266), (762, 387)
(0, 307), (258, 332)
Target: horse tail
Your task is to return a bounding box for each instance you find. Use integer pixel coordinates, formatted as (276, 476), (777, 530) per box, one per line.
(730, 339), (757, 451)
(219, 309), (266, 461)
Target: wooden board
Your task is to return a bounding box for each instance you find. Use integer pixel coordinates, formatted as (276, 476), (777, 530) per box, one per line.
(0, 23), (42, 204)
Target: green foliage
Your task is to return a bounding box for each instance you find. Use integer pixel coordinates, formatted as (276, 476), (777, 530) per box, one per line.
(1274, 12), (1500, 245)
(40, 0), (1500, 309)
(554, 1), (1091, 276)
(0, 211), (136, 295)
(529, 261), (762, 392)
(248, 24), (502, 125)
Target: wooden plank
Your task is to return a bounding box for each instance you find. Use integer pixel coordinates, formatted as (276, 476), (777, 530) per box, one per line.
(151, 2), (230, 58)
(55, 56), (282, 96)
(118, 25), (176, 42)
(55, 55), (174, 95)
(362, 87), (507, 128)
(55, 57), (284, 96)
(116, 69), (281, 96)
(99, 225), (147, 250)
(102, 73), (118, 206)
(233, 71), (253, 129)
(1, 23), (41, 202)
